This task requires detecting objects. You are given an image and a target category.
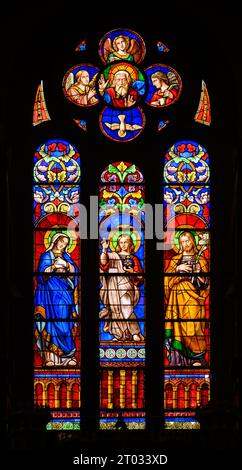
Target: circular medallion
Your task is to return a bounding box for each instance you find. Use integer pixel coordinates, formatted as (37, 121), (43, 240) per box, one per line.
(100, 106), (145, 142)
(144, 64), (182, 108)
(138, 348), (145, 358)
(99, 29), (146, 64)
(105, 348), (115, 359)
(99, 348), (105, 358)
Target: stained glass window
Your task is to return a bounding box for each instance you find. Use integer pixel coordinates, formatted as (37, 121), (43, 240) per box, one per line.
(163, 140), (210, 430)
(99, 161), (145, 430)
(31, 30), (211, 435)
(33, 139), (81, 431)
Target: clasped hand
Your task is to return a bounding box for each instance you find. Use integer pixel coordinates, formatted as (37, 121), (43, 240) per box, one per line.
(176, 263), (201, 273)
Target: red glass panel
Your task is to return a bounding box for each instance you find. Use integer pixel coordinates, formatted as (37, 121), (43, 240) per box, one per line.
(59, 382), (67, 408)
(177, 383), (185, 409)
(47, 383), (55, 408)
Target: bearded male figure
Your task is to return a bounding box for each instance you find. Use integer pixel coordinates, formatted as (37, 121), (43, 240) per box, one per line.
(165, 232), (209, 366)
(99, 70), (145, 108)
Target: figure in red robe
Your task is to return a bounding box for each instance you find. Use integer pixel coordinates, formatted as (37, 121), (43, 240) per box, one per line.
(149, 70), (179, 107)
(99, 70), (145, 108)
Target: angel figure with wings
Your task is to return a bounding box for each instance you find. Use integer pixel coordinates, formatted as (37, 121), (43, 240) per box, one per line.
(66, 69), (99, 106)
(149, 70), (180, 107)
(104, 35), (142, 63)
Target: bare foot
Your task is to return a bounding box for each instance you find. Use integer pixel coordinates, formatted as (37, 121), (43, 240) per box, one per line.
(67, 359), (77, 366)
(45, 361), (55, 366)
(133, 334), (141, 341)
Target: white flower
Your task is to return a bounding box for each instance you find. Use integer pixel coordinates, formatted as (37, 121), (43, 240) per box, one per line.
(199, 233), (209, 245)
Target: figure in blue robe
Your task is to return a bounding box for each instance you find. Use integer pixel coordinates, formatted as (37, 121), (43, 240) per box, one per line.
(34, 233), (79, 367)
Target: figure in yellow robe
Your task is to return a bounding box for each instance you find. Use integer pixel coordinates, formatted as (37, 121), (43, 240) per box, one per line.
(164, 232), (209, 366)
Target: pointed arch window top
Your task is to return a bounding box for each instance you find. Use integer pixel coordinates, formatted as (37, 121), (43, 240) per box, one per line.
(34, 139), (81, 184)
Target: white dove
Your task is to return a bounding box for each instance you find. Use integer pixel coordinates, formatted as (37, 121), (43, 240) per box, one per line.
(104, 114), (143, 138)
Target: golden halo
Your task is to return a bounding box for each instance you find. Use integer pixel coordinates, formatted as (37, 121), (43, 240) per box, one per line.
(44, 229), (77, 253)
(107, 226), (141, 253)
(108, 63), (139, 84)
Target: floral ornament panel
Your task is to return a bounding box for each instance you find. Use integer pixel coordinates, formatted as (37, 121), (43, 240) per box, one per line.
(33, 185), (80, 226)
(145, 64), (182, 108)
(100, 107), (145, 142)
(163, 140), (210, 185)
(33, 139), (81, 184)
(101, 161), (144, 184)
(63, 64), (100, 107)
(99, 183), (145, 221)
(99, 29), (146, 64)
(164, 185), (210, 229)
(99, 62), (146, 109)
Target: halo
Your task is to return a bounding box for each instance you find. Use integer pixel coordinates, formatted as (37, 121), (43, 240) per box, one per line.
(172, 230), (199, 253)
(107, 63), (139, 83)
(106, 226), (141, 253)
(44, 229), (77, 253)
(99, 28), (146, 65)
